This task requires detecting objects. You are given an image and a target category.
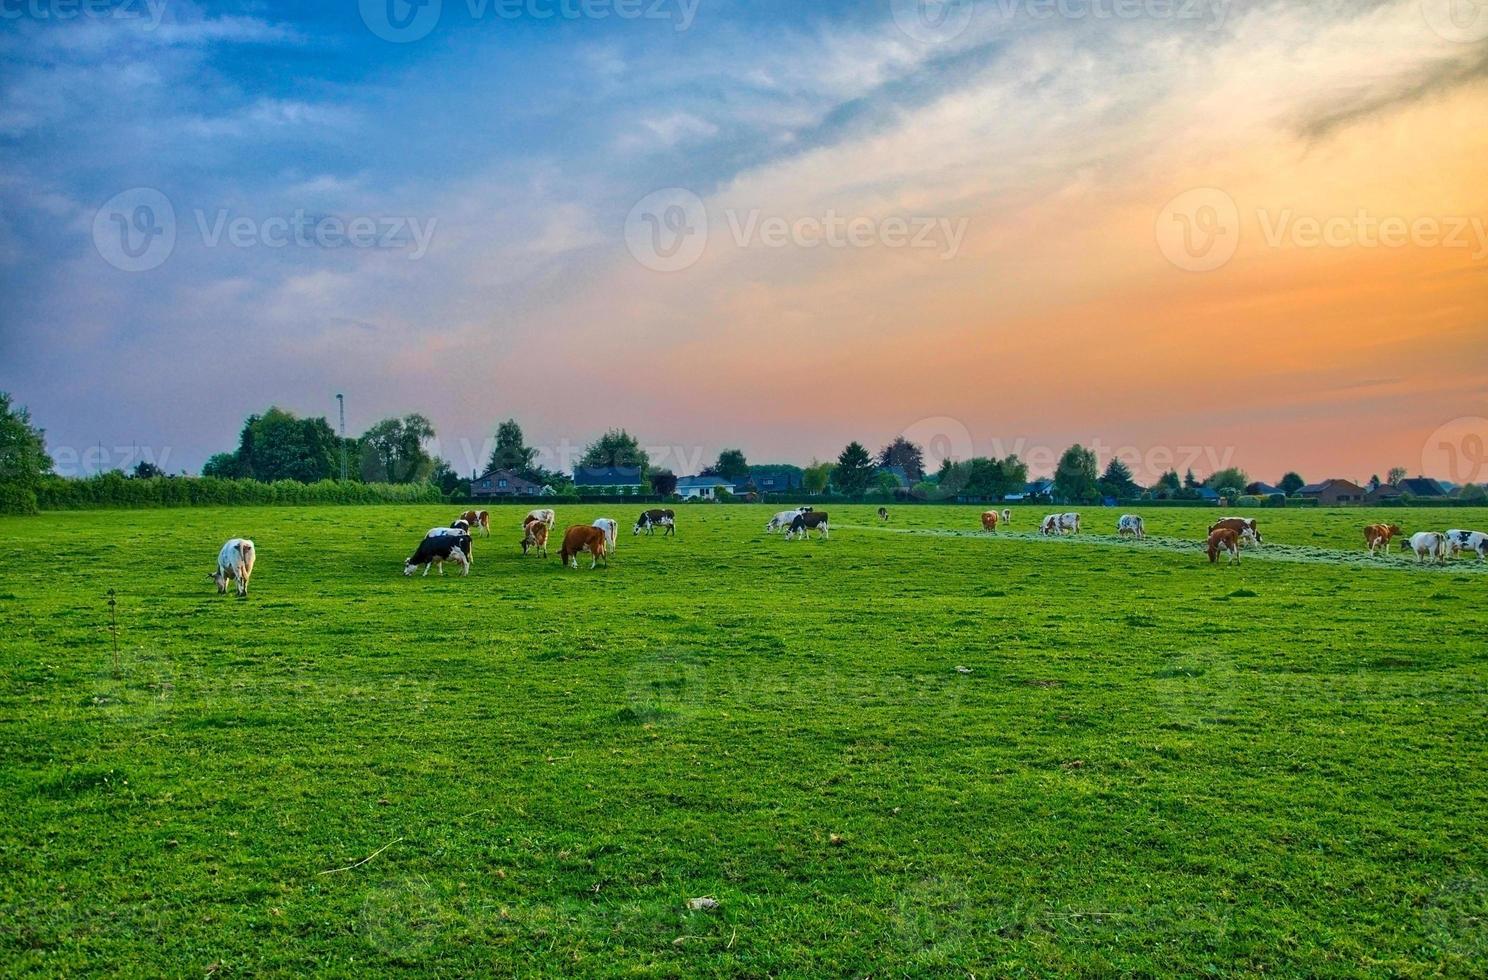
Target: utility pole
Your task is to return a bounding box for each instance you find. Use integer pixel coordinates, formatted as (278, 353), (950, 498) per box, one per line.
(336, 393), (347, 481)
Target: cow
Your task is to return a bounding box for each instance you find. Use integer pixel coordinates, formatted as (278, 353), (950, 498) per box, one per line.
(457, 510), (491, 536)
(1000, 509), (1011, 526)
(426, 526), (466, 538)
(1060, 512), (1081, 534)
(1206, 527), (1241, 564)
(766, 508), (806, 534)
(633, 509), (676, 536)
(560, 524), (609, 569)
(449, 518), (471, 533)
(981, 511), (1000, 532)
(525, 508), (556, 530)
(593, 518), (619, 553)
(1117, 515), (1145, 540)
(1040, 513), (1061, 536)
(1410, 531), (1446, 564)
(210, 538), (256, 597)
(1364, 523), (1403, 556)
(1445, 529), (1488, 560)
(405, 533), (472, 577)
(787, 510), (830, 540)
(521, 518), (548, 557)
(878, 507), (890, 522)
(1209, 517), (1262, 546)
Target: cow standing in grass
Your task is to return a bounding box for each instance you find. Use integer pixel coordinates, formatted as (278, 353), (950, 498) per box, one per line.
(457, 510), (491, 536)
(211, 538), (256, 597)
(525, 509), (556, 530)
(1000, 509), (1011, 526)
(1410, 531), (1446, 564)
(634, 509), (675, 536)
(1117, 515), (1145, 540)
(787, 511), (829, 540)
(406, 533), (472, 577)
(981, 511), (1000, 532)
(1445, 529), (1488, 560)
(521, 518), (549, 557)
(593, 518), (618, 553)
(766, 508), (806, 534)
(878, 507), (890, 522)
(561, 525), (609, 569)
(1210, 517), (1261, 546)
(1364, 523), (1403, 556)
(1206, 527), (1241, 564)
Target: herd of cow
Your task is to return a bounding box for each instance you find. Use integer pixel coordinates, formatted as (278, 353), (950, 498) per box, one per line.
(206, 507), (1488, 597)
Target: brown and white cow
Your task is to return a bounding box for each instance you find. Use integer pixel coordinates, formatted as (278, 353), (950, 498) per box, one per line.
(525, 508), (556, 530)
(457, 510), (491, 536)
(1206, 527), (1242, 564)
(981, 511), (1000, 532)
(560, 524), (609, 569)
(521, 518), (549, 557)
(211, 538), (256, 597)
(1209, 517), (1262, 546)
(1364, 523), (1402, 556)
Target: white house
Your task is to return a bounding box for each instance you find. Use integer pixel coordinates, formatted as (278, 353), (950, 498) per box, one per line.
(676, 475), (736, 500)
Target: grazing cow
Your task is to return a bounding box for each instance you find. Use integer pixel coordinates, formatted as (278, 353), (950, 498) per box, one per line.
(1445, 529), (1488, 560)
(405, 533), (472, 577)
(1206, 527), (1242, 564)
(1364, 523), (1403, 556)
(450, 518), (471, 533)
(787, 510), (830, 540)
(1209, 517), (1262, 546)
(766, 508), (806, 534)
(1060, 512), (1081, 534)
(521, 518), (549, 557)
(1040, 513), (1061, 536)
(525, 509), (556, 530)
(426, 526), (466, 538)
(1409, 531), (1446, 564)
(560, 525), (609, 569)
(1117, 515), (1146, 540)
(457, 510), (491, 536)
(981, 511), (1000, 532)
(633, 509), (676, 536)
(878, 507), (890, 522)
(1000, 509), (1011, 526)
(593, 518), (619, 553)
(211, 538), (256, 597)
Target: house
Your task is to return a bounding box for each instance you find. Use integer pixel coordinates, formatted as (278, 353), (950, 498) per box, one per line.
(573, 466), (646, 491)
(1246, 481), (1281, 496)
(471, 468), (544, 498)
(1194, 486), (1220, 503)
(1006, 479), (1054, 502)
(1365, 483), (1404, 504)
(747, 468), (803, 493)
(1397, 477), (1446, 498)
(676, 475), (736, 500)
(1297, 478), (1367, 505)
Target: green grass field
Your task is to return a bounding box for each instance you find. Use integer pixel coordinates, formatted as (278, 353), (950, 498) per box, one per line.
(2, 504), (1486, 977)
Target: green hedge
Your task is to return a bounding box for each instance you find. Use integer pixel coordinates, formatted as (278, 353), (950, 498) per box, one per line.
(31, 474), (443, 511)
(0, 485), (39, 515)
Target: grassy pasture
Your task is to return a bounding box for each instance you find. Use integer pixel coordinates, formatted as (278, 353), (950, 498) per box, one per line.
(1, 504), (1485, 977)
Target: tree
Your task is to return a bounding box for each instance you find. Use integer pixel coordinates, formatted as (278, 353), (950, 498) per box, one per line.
(1054, 444), (1100, 504)
(1155, 470), (1181, 493)
(1279, 472), (1305, 495)
(1098, 458), (1139, 499)
(803, 459), (834, 495)
(581, 429), (650, 475)
(714, 449), (749, 483)
(215, 408), (342, 483)
(431, 458), (467, 497)
(649, 470), (678, 496)
(1387, 466), (1407, 486)
(877, 437), (925, 482)
(1183, 468), (1202, 490)
(1458, 483), (1487, 503)
(1206, 467), (1249, 495)
(832, 442), (877, 495)
(131, 460), (164, 479)
(486, 419), (538, 477)
(361, 414), (437, 484)
(0, 392), (52, 490)
(1367, 474), (1381, 491)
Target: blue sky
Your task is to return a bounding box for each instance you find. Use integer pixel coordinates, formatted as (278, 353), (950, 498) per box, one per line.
(2, 1), (1485, 481)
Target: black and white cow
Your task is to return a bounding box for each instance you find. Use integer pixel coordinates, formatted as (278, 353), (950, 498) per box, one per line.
(1445, 529), (1488, 559)
(787, 510), (829, 540)
(633, 509), (676, 536)
(405, 533), (472, 576)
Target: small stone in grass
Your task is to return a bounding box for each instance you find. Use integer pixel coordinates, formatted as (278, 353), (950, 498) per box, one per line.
(687, 897), (719, 911)
(955, 666), (972, 674)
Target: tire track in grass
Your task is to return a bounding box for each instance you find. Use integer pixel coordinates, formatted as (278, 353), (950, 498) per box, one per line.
(835, 525), (1488, 575)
